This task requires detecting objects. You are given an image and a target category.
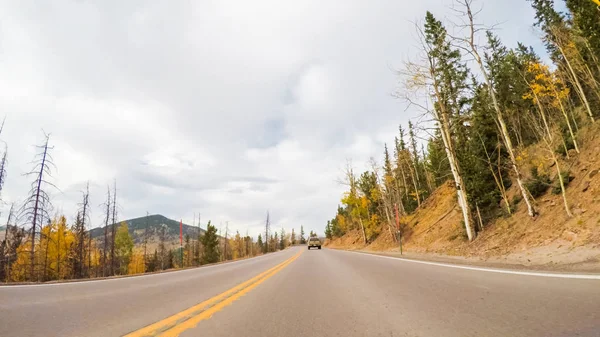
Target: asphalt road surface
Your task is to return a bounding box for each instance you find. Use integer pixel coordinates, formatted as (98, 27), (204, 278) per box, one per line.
(1, 246), (599, 337)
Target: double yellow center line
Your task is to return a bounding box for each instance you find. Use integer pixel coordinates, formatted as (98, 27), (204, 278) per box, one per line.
(124, 250), (303, 337)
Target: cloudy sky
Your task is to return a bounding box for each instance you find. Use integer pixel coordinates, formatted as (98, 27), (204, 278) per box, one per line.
(0, 0), (546, 237)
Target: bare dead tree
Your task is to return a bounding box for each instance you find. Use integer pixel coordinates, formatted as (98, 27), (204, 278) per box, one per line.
(342, 163), (367, 244)
(401, 22), (475, 241)
(143, 211), (149, 269)
(478, 134), (512, 215)
(224, 221), (229, 261)
(56, 216), (64, 279)
(110, 180), (117, 276)
(450, 0), (537, 218)
(101, 186), (111, 277)
(0, 146), (7, 198)
(548, 25), (595, 123)
(1, 203), (15, 282)
(0, 142), (8, 280)
(76, 182), (90, 278)
(527, 96), (573, 217)
(20, 133), (55, 281)
(264, 211), (270, 254)
(196, 213), (202, 264)
(369, 158), (397, 243)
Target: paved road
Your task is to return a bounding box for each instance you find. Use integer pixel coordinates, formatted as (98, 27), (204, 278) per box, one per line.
(1, 246), (599, 337)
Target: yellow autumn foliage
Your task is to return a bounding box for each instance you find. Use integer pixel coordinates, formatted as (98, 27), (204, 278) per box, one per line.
(128, 251), (146, 275)
(523, 62), (569, 109)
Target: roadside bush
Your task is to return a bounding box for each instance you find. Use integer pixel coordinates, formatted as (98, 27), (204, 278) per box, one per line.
(525, 167), (551, 198)
(552, 171), (574, 195)
(511, 195), (522, 208)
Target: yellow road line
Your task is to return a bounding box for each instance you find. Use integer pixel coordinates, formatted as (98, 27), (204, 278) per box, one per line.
(124, 251), (302, 337)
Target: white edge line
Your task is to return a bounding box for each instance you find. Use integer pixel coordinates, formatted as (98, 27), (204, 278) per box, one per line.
(0, 248), (295, 289)
(337, 249), (600, 280)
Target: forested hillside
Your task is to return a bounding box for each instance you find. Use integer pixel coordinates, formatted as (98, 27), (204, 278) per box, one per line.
(0, 142), (296, 283)
(89, 214), (205, 246)
(325, 0), (600, 265)
(1, 210), (298, 283)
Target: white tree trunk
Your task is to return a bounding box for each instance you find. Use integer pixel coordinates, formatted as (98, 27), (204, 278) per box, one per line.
(438, 111), (474, 241)
(458, 1), (537, 218)
(480, 135), (512, 215)
(383, 203), (397, 243)
(549, 143), (572, 217)
(408, 159), (422, 208)
(556, 43), (595, 123)
(471, 48), (537, 217)
(552, 86), (580, 154)
(358, 218), (367, 245)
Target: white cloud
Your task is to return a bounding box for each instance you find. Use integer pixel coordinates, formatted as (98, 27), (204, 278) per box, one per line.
(0, 0), (545, 237)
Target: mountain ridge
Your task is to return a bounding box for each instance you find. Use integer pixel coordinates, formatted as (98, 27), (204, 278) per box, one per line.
(89, 214), (206, 245)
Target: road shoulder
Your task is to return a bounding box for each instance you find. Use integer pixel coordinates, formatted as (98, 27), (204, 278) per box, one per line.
(326, 246), (600, 274)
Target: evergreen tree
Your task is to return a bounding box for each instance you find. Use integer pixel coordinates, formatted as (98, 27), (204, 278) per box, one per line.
(201, 221), (219, 264)
(271, 233), (278, 252)
(393, 135), (411, 212)
(184, 234), (191, 266)
(565, 0), (600, 59)
(422, 11), (475, 240)
(464, 83), (511, 222)
(383, 144), (393, 181)
(279, 228), (286, 250)
(528, 0), (564, 59)
(146, 249), (158, 272)
(300, 225), (306, 244)
(158, 225), (167, 270)
(325, 221), (332, 240)
(330, 213), (343, 238)
(71, 211), (86, 278)
(426, 129), (450, 187)
(257, 234), (263, 251)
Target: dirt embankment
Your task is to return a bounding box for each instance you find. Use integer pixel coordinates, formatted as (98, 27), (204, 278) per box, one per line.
(326, 124), (600, 272)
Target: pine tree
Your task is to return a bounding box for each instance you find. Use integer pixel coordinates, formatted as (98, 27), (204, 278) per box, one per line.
(410, 11), (475, 240)
(279, 228), (286, 250)
(464, 82), (511, 223)
(325, 221), (332, 240)
(450, 6), (538, 218)
(158, 224), (167, 270)
(271, 232), (278, 252)
(300, 225), (306, 244)
(201, 221), (219, 264)
(528, 0), (596, 122)
(528, 0), (564, 59)
(263, 212), (271, 253)
(71, 211), (86, 278)
(394, 130), (412, 212)
(257, 234), (263, 252)
(184, 234), (191, 266)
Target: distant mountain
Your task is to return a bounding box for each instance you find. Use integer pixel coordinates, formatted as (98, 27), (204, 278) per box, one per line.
(0, 225), (5, 232)
(90, 214), (206, 246)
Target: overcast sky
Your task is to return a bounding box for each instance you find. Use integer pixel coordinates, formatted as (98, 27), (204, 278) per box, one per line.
(0, 0), (546, 237)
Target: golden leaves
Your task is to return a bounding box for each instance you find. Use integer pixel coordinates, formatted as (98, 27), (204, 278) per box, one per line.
(523, 61), (570, 109)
